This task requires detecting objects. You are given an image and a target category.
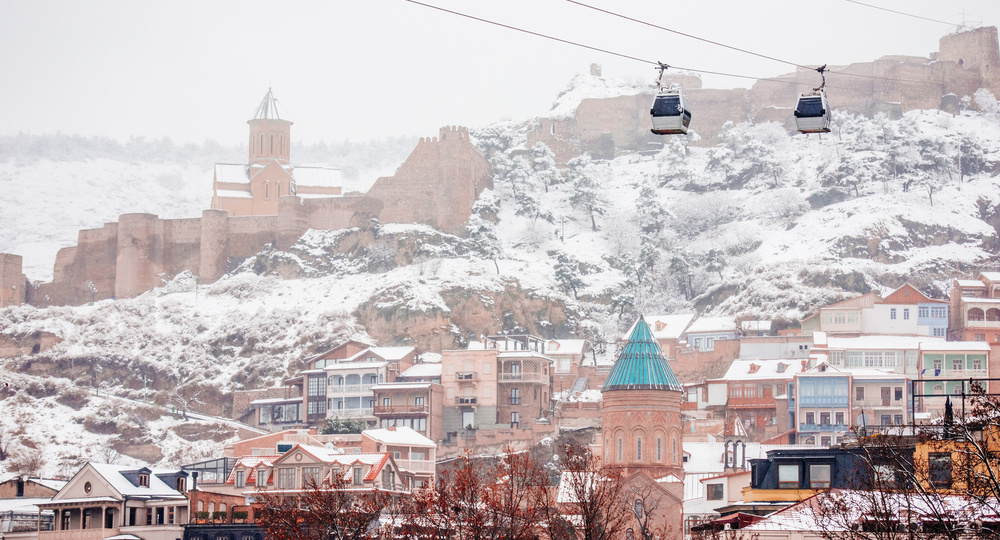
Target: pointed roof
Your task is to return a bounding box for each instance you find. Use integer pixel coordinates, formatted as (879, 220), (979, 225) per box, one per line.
(602, 317), (682, 392)
(252, 88), (285, 121)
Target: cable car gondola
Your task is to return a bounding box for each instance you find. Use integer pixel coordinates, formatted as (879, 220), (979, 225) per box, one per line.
(794, 65), (831, 134)
(650, 63), (692, 135)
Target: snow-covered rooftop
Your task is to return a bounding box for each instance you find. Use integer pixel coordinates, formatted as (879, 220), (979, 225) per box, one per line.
(291, 166), (341, 188)
(362, 427), (435, 447)
(400, 363), (442, 378)
(624, 314), (695, 341)
(720, 358), (800, 381)
(685, 316), (737, 335)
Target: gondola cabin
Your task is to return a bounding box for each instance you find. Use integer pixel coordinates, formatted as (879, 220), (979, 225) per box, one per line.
(650, 88), (692, 135)
(793, 92), (831, 133)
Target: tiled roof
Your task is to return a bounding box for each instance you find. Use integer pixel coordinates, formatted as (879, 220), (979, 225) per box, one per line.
(603, 317), (681, 392)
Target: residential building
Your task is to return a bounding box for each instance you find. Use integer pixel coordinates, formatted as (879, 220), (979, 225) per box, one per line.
(682, 316), (738, 352)
(800, 284), (948, 337)
(37, 464), (190, 540)
(949, 272), (1000, 343)
(720, 359), (797, 439)
(545, 338), (592, 393)
(0, 474), (65, 498)
(360, 427), (437, 488)
(440, 335), (554, 450)
(812, 332), (933, 377)
(372, 362), (443, 443)
(790, 365), (851, 447)
(227, 444), (410, 496)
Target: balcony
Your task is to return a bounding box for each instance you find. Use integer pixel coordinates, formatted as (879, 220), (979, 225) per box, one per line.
(509, 397), (521, 405)
(857, 398), (904, 409)
(374, 404), (429, 415)
(798, 423), (848, 433)
(726, 396), (778, 409)
(395, 459), (436, 473)
(499, 372), (547, 384)
(457, 397), (477, 405)
(329, 408), (374, 417)
(456, 372), (476, 381)
(920, 369), (988, 379)
(329, 384), (376, 395)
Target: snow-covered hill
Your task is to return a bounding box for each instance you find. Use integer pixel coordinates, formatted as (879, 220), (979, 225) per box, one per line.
(2, 78), (1000, 477)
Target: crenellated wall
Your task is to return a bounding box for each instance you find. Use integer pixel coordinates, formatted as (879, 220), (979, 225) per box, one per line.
(14, 126), (489, 307)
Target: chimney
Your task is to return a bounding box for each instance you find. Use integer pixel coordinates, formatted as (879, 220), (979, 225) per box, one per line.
(191, 471), (198, 492)
(801, 360), (807, 372)
(388, 426), (396, 432)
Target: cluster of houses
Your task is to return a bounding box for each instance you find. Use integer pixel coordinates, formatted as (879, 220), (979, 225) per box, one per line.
(3, 273), (999, 539)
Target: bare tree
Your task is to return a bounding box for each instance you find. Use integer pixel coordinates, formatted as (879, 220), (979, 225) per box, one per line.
(558, 444), (631, 540)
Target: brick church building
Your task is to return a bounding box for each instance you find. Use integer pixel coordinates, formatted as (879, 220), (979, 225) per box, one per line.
(602, 317), (685, 540)
(211, 88), (342, 216)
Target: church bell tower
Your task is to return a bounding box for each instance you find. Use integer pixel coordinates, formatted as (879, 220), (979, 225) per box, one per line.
(248, 88), (292, 165)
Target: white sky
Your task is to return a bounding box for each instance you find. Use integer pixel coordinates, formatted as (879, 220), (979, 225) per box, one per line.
(1, 0), (999, 145)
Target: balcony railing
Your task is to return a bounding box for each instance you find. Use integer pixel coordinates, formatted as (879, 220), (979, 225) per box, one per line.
(329, 384), (376, 395)
(798, 423), (848, 433)
(857, 398), (905, 409)
(726, 396), (778, 408)
(457, 397), (477, 405)
(920, 369), (988, 379)
(374, 404), (429, 415)
(499, 372), (547, 383)
(456, 372), (476, 381)
(395, 459), (436, 472)
(509, 397), (521, 405)
(329, 408), (374, 417)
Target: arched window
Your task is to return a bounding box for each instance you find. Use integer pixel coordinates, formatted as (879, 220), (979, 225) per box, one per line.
(220, 503), (226, 513)
(657, 438), (662, 461)
(969, 308), (985, 321)
(617, 438), (623, 462)
(987, 308), (1000, 322)
(636, 436), (642, 461)
(673, 438), (678, 462)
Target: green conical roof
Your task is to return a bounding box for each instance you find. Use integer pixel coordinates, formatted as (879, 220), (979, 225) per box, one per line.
(602, 317), (682, 392)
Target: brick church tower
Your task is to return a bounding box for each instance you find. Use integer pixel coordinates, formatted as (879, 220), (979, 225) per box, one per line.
(248, 88), (291, 165)
(602, 316), (684, 479)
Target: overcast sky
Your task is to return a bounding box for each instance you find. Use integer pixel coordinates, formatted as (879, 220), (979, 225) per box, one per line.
(2, 0), (999, 145)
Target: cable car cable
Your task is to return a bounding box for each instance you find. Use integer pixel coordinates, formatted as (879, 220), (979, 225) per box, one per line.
(561, 0), (950, 88)
(563, 0), (813, 71)
(402, 0), (859, 92)
(839, 0), (973, 30)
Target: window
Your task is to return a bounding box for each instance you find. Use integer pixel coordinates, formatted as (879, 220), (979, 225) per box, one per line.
(167, 506), (175, 524)
(894, 387), (903, 401)
(353, 467), (363, 485)
(236, 470), (245, 488)
(890, 308), (897, 320)
(138, 473), (149, 487)
(707, 483), (724, 500)
(177, 477), (186, 491)
(382, 469), (396, 490)
(929, 453), (952, 488)
(382, 397), (391, 407)
(931, 306), (946, 318)
(856, 387), (865, 401)
(810, 464), (831, 488)
(973, 357), (984, 370)
(975, 334), (986, 342)
(820, 436), (831, 447)
(933, 356), (943, 370)
(903, 308), (910, 320)
(302, 467), (320, 488)
(952, 358), (963, 371)
(919, 306), (929, 318)
(880, 415), (892, 426)
(414, 396), (425, 406)
(278, 468), (295, 489)
(657, 438), (662, 461)
(820, 412), (830, 426)
(510, 388), (520, 405)
(894, 414), (903, 425)
(636, 437), (642, 461)
(805, 412), (815, 425)
(62, 511), (71, 530)
(778, 464), (800, 488)
(618, 438), (623, 462)
(511, 411), (520, 427)
(835, 412), (844, 425)
(933, 327), (947, 337)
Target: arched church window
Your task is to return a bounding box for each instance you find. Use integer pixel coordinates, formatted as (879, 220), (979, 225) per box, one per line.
(617, 438), (623, 462)
(270, 135), (274, 153)
(657, 438), (662, 461)
(636, 436), (642, 461)
(265, 183), (269, 199)
(673, 438), (677, 462)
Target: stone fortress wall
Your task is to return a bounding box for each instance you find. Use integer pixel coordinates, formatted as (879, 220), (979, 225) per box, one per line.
(2, 126), (490, 308)
(530, 26), (1000, 159)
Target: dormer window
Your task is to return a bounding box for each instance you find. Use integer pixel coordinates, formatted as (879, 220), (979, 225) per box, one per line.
(138, 473), (149, 487)
(176, 477), (186, 492)
(776, 362), (787, 373)
(748, 363), (760, 374)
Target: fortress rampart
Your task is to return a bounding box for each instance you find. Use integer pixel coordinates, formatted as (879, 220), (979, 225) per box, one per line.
(5, 126), (490, 308)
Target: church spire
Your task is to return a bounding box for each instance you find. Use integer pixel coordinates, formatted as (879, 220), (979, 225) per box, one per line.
(602, 316), (681, 392)
(252, 87), (285, 121)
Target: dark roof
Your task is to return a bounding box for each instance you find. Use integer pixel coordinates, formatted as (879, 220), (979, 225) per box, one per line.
(602, 317), (682, 392)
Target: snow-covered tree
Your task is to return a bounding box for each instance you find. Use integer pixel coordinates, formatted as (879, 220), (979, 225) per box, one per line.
(467, 214), (503, 274)
(553, 251), (586, 300)
(531, 142), (559, 192)
(567, 154), (607, 231)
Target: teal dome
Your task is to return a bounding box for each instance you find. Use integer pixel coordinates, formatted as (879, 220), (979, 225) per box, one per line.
(602, 317), (682, 392)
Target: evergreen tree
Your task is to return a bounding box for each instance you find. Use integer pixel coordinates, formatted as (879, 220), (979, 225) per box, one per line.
(553, 251), (585, 300)
(531, 141), (559, 192)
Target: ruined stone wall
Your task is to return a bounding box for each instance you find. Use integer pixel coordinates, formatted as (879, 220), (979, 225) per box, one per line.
(367, 126), (491, 234)
(569, 27), (1000, 149)
(0, 253), (26, 308)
